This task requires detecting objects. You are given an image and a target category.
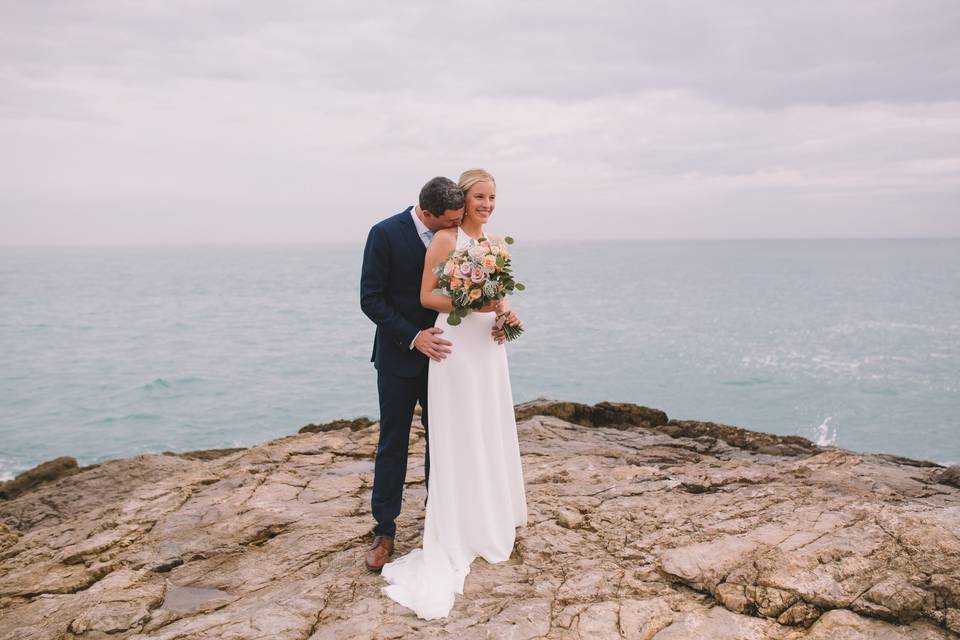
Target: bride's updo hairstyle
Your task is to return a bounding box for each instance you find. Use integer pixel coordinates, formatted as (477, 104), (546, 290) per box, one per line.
(458, 168), (496, 195)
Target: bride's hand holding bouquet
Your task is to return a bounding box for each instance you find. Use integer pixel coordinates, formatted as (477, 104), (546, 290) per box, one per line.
(433, 235), (525, 341)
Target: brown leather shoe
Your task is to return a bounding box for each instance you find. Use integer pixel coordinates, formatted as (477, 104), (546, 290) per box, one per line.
(364, 534), (395, 572)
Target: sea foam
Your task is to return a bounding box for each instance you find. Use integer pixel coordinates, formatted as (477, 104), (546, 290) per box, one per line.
(814, 417), (838, 447)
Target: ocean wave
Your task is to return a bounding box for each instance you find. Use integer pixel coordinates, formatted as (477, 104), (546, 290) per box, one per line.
(143, 377), (204, 391)
(813, 417), (837, 447)
(720, 376), (779, 387)
(99, 413), (163, 424)
(859, 387), (899, 396)
(742, 353), (864, 375)
(827, 320), (950, 335)
(0, 458), (21, 482)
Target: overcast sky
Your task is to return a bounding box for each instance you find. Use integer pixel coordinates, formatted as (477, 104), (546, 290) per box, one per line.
(1, 1), (958, 244)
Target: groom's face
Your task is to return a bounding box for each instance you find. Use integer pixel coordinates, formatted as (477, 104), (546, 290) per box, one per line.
(426, 207), (464, 230)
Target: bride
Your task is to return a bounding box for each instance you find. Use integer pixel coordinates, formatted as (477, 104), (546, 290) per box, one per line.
(379, 168), (529, 620)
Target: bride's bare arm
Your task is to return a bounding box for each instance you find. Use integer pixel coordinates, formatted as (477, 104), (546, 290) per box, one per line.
(420, 228), (457, 313)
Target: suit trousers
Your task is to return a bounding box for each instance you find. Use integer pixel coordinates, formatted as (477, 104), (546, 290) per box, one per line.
(371, 366), (431, 538)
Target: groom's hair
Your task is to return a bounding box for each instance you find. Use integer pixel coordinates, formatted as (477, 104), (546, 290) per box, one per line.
(419, 177), (464, 217)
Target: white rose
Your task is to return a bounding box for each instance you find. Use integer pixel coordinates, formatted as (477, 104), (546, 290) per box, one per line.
(468, 244), (487, 261)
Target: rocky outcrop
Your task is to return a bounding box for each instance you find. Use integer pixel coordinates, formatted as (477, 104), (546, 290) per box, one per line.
(939, 466), (960, 489)
(0, 401), (958, 639)
(514, 398), (817, 456)
(659, 419), (816, 456)
(298, 417), (375, 434)
(0, 456), (81, 500)
(514, 398), (669, 430)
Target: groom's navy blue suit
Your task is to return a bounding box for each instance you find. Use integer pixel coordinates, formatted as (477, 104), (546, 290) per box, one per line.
(360, 206), (439, 539)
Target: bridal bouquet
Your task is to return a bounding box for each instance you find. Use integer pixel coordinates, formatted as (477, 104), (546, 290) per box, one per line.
(433, 235), (525, 341)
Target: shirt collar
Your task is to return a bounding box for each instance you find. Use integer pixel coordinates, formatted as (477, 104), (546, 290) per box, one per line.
(410, 205), (431, 237)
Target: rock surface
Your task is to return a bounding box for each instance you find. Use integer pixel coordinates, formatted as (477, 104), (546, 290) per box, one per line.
(1, 401), (958, 639)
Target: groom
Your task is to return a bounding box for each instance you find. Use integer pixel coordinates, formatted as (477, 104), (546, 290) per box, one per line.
(359, 176), (465, 572)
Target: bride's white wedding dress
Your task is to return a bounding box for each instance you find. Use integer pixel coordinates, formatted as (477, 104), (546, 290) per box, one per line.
(380, 225), (528, 620)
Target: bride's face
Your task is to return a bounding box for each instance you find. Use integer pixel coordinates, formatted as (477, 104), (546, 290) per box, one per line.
(465, 181), (496, 225)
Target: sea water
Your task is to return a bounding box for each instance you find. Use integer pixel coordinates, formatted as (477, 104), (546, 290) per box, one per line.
(1, 239), (958, 479)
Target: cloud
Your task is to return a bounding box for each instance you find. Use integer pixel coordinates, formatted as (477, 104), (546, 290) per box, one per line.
(1, 0), (958, 243)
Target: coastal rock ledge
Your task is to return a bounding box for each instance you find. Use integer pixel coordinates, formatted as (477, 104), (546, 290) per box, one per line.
(1, 400), (959, 639)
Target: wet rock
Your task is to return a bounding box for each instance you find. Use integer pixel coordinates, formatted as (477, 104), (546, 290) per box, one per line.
(160, 584), (231, 613)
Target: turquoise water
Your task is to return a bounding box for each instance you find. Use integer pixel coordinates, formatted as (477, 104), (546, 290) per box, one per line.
(1, 240), (958, 479)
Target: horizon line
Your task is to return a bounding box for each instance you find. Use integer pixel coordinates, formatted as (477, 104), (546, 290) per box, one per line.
(1, 236), (959, 249)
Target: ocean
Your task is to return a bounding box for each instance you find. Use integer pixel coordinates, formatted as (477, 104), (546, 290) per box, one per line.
(1, 239), (958, 480)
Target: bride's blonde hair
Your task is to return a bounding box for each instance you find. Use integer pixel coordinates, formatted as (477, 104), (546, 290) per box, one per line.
(458, 168), (496, 195)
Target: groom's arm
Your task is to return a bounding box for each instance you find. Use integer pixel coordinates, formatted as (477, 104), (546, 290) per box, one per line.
(360, 224), (420, 350)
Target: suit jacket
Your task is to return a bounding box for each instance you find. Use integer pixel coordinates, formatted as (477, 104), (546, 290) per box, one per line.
(360, 207), (440, 377)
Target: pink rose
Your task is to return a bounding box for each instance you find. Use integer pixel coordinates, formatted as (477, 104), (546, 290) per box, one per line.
(443, 261), (456, 276)
(470, 266), (487, 283)
(459, 262), (473, 277)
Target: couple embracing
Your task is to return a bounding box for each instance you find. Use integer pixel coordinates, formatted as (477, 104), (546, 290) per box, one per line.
(359, 169), (528, 620)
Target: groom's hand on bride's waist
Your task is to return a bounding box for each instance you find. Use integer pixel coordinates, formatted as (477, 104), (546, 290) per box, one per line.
(413, 327), (452, 361)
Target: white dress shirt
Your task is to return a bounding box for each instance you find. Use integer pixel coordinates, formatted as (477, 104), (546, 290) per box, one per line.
(410, 205), (433, 247)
